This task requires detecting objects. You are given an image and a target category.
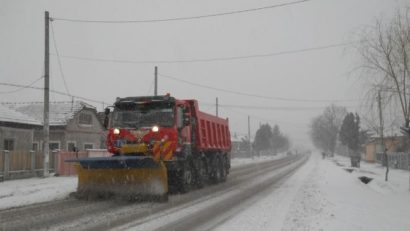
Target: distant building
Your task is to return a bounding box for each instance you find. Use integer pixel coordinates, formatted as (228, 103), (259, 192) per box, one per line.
(0, 104), (40, 151)
(0, 101), (105, 151)
(231, 133), (252, 158)
(365, 135), (404, 162)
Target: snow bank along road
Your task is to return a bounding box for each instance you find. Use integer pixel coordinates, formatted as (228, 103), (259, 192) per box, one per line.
(0, 154), (307, 231)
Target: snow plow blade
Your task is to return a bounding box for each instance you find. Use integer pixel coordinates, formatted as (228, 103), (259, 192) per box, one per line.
(70, 156), (168, 201)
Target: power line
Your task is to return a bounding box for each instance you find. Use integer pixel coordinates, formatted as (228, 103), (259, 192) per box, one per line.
(0, 82), (109, 105)
(201, 102), (361, 111)
(0, 82), (45, 92)
(50, 42), (352, 64)
(52, 0), (311, 24)
(146, 79), (155, 95)
(0, 77), (44, 94)
(159, 73), (360, 103)
(219, 105), (308, 128)
(50, 21), (71, 98)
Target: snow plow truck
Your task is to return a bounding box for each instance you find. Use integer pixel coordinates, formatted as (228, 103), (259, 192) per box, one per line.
(72, 94), (231, 201)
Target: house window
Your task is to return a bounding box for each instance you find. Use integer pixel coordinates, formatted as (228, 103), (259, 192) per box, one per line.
(67, 142), (77, 152)
(4, 139), (14, 151)
(79, 113), (92, 125)
(49, 142), (60, 151)
(84, 143), (94, 150)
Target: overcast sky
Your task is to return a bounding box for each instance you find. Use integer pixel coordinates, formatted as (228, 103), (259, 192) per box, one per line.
(1, 0), (408, 149)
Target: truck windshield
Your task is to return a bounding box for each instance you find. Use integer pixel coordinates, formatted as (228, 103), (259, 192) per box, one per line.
(112, 103), (174, 128)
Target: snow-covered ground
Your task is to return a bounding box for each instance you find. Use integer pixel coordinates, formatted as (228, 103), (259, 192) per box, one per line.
(0, 154), (285, 210)
(0, 176), (76, 210)
(1, 153), (410, 231)
(216, 153), (410, 231)
(230, 152), (287, 167)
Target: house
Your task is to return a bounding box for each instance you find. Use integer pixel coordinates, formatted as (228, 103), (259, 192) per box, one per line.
(231, 133), (252, 158)
(0, 101), (105, 151)
(365, 136), (405, 162)
(0, 104), (40, 151)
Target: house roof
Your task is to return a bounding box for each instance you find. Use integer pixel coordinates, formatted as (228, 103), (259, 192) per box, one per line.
(0, 104), (41, 125)
(1, 101), (96, 126)
(231, 134), (251, 142)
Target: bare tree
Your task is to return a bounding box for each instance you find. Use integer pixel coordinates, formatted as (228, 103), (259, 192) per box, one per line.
(357, 7), (410, 128)
(357, 6), (410, 182)
(310, 105), (347, 156)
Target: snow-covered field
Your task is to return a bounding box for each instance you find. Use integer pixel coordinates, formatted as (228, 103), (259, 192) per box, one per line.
(1, 153), (410, 231)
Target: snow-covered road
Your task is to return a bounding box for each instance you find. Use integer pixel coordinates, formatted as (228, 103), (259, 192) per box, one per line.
(0, 154), (305, 230)
(1, 152), (409, 231)
(0, 153), (287, 211)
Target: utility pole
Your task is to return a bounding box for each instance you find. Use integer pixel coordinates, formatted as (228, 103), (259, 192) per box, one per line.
(248, 115), (252, 158)
(378, 90), (388, 181)
(154, 66), (158, 96)
(216, 97), (218, 117)
(43, 11), (50, 177)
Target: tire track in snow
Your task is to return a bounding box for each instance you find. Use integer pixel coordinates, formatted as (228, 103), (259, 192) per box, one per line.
(115, 155), (308, 231)
(0, 155), (304, 231)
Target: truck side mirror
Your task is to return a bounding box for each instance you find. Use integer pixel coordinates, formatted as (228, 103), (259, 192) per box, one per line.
(183, 115), (190, 126)
(177, 106), (190, 128)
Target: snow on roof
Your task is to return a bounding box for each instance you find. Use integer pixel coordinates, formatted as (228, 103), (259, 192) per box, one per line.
(0, 104), (41, 125)
(1, 101), (96, 126)
(231, 134), (250, 142)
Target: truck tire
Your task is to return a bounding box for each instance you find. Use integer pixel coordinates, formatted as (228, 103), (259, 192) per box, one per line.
(194, 159), (206, 188)
(218, 156), (227, 182)
(209, 154), (219, 183)
(178, 161), (193, 193)
(210, 155), (226, 183)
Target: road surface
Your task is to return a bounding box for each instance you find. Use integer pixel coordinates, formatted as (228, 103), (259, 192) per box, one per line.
(0, 154), (307, 231)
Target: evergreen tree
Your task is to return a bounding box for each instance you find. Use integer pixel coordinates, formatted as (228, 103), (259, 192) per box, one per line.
(339, 113), (364, 167)
(271, 124), (284, 154)
(339, 113), (360, 152)
(253, 124), (273, 154)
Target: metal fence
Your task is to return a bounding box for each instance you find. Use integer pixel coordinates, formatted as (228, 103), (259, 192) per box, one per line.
(375, 152), (410, 170)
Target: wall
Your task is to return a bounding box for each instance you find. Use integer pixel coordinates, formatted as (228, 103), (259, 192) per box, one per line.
(65, 108), (105, 151)
(365, 137), (403, 162)
(365, 143), (377, 162)
(0, 126), (34, 151)
(33, 129), (65, 151)
(31, 108), (106, 151)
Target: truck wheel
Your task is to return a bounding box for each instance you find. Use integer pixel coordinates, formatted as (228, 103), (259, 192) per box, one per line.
(209, 155), (220, 183)
(178, 162), (193, 193)
(210, 156), (225, 183)
(218, 156), (227, 182)
(195, 159), (206, 188)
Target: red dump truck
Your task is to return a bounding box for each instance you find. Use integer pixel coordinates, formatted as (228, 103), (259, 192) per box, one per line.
(74, 94), (231, 200)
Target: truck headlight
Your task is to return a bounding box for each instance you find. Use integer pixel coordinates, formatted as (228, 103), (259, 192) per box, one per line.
(113, 128), (120, 135)
(152, 125), (159, 132)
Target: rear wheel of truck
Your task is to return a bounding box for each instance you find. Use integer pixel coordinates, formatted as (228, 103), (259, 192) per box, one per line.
(210, 155), (225, 183)
(194, 159), (207, 188)
(218, 156), (227, 182)
(178, 161), (193, 193)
